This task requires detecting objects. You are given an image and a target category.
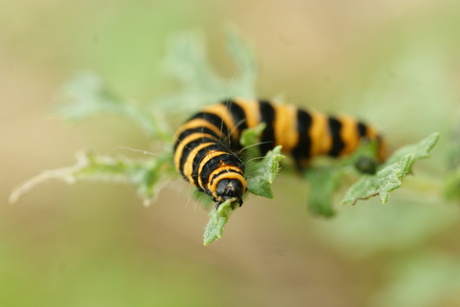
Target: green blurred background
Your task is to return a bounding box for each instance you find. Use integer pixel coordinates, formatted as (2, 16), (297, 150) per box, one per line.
(2, 0), (460, 306)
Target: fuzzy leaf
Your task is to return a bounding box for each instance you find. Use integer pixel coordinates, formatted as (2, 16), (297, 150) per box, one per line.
(302, 141), (381, 218)
(245, 145), (284, 199)
(201, 126), (284, 245)
(54, 72), (123, 120)
(200, 146), (284, 245)
(203, 199), (239, 245)
(239, 123), (266, 160)
(304, 167), (341, 217)
(54, 72), (171, 140)
(342, 133), (439, 206)
(152, 28), (257, 114)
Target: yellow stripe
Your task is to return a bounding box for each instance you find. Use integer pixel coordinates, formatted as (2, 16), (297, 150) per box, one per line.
(208, 165), (244, 186)
(202, 104), (237, 140)
(173, 132), (216, 171)
(196, 150), (228, 188)
(337, 115), (360, 156)
(274, 104), (298, 153)
(234, 98), (260, 128)
(182, 142), (214, 184)
(309, 111), (331, 156)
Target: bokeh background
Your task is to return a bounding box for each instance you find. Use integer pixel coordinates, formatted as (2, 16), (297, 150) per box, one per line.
(2, 0), (460, 306)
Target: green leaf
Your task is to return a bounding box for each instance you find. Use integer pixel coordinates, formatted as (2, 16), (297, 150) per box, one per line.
(54, 72), (171, 140)
(301, 141), (381, 218)
(342, 133), (440, 206)
(203, 199), (239, 246)
(239, 122), (266, 160)
(238, 123), (285, 198)
(201, 125), (284, 245)
(245, 145), (285, 199)
(304, 167), (341, 217)
(200, 146), (284, 245)
(54, 71), (122, 120)
(10, 151), (174, 206)
(152, 28), (257, 114)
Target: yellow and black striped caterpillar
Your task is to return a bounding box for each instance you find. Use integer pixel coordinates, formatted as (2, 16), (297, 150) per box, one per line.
(173, 97), (386, 208)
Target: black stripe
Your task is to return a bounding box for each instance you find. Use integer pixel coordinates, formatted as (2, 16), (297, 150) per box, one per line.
(221, 99), (248, 150)
(291, 109), (312, 169)
(209, 168), (245, 187)
(197, 153), (245, 188)
(258, 100), (276, 155)
(221, 99), (248, 133)
(190, 112), (231, 142)
(357, 121), (368, 138)
(328, 117), (345, 157)
(174, 127), (222, 151)
(178, 136), (218, 177)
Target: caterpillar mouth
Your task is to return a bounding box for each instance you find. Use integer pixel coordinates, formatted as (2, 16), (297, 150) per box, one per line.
(214, 179), (245, 209)
(214, 198), (242, 210)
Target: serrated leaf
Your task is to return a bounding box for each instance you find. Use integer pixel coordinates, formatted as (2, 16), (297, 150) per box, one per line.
(151, 28), (257, 114)
(201, 144), (284, 246)
(239, 123), (266, 160)
(201, 127), (284, 245)
(203, 199), (239, 245)
(342, 133), (440, 206)
(54, 72), (171, 140)
(301, 141), (381, 218)
(54, 72), (122, 120)
(377, 154), (413, 203)
(245, 145), (285, 199)
(385, 132), (439, 165)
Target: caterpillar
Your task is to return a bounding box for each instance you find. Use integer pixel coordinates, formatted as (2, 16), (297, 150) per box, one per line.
(173, 97), (385, 208)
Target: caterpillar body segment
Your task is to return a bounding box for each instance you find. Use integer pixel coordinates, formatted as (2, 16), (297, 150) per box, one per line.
(173, 97), (386, 208)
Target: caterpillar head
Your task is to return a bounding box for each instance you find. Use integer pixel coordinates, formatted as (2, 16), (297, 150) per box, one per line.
(213, 178), (246, 209)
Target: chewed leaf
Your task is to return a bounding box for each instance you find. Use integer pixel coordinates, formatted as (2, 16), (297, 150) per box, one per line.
(245, 145), (285, 199)
(239, 124), (284, 198)
(377, 154), (413, 203)
(203, 199), (239, 245)
(384, 132), (440, 165)
(202, 128), (284, 245)
(342, 133), (440, 206)
(10, 151), (174, 206)
(202, 146), (284, 245)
